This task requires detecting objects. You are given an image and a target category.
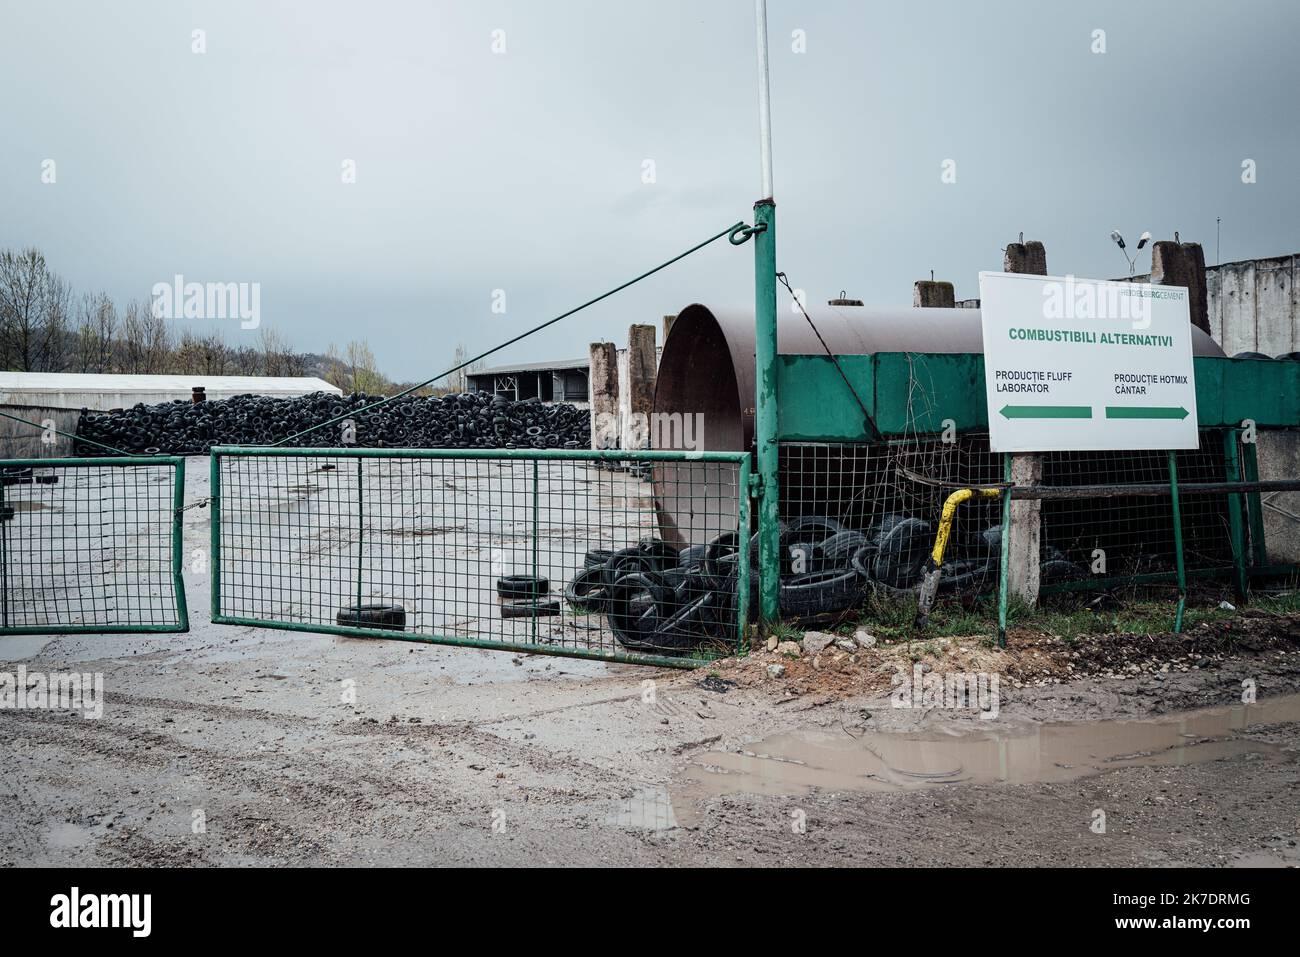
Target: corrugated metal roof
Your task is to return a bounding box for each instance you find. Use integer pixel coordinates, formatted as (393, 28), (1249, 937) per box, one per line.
(469, 359), (589, 376)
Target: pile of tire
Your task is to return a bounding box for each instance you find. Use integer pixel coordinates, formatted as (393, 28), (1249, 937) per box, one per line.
(565, 513), (1068, 653)
(563, 537), (748, 654)
(74, 391), (591, 456)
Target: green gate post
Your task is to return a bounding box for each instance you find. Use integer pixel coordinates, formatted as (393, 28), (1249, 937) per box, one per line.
(0, 477), (8, 630)
(355, 457), (364, 610)
(172, 459), (190, 631)
(1222, 429), (1249, 600)
(209, 452), (222, 620)
(736, 455), (752, 650)
(1168, 450), (1187, 633)
(753, 199), (780, 624)
(1241, 437), (1268, 569)
(532, 459), (540, 643)
(996, 452), (1012, 648)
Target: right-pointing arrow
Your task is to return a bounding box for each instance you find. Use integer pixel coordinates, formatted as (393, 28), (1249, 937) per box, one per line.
(1105, 406), (1190, 420)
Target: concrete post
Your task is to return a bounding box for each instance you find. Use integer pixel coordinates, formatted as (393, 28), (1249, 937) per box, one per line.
(1004, 240), (1047, 276)
(625, 324), (657, 449)
(1007, 454), (1042, 603)
(913, 280), (955, 308)
(662, 314), (677, 341)
(588, 341), (618, 450)
(1003, 238), (1047, 605)
(1150, 240), (1210, 335)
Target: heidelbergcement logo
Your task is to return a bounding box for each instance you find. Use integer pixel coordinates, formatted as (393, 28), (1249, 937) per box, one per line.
(150, 274), (260, 329)
(1040, 274), (1171, 329)
(0, 665), (103, 719)
(50, 888), (151, 937)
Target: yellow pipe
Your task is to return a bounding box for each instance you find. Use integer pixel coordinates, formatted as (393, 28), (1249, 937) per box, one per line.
(915, 486), (1003, 630)
(931, 487), (1002, 566)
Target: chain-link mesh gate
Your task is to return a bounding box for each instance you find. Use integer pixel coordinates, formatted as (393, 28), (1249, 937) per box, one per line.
(210, 447), (751, 668)
(0, 456), (189, 635)
(768, 430), (1295, 630)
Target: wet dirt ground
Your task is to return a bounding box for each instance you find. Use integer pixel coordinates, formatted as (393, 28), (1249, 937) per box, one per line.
(2, 459), (1299, 867)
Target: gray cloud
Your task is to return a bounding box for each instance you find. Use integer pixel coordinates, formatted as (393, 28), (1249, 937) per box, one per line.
(1, 0), (1296, 380)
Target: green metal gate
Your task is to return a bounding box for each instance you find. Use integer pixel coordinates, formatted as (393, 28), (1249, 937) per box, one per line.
(0, 456), (189, 635)
(210, 446), (751, 667)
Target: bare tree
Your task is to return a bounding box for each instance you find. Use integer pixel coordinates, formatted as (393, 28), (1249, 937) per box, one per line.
(142, 307), (172, 373)
(41, 274), (72, 372)
(0, 248), (69, 371)
(174, 330), (203, 373)
(257, 328), (303, 377)
(230, 343), (261, 375)
(74, 294), (99, 373)
(93, 292), (118, 372)
(118, 301), (148, 373)
(1, 246), (386, 383)
(197, 331), (232, 375)
(73, 292), (117, 373)
(322, 342), (347, 390)
(345, 340), (387, 394)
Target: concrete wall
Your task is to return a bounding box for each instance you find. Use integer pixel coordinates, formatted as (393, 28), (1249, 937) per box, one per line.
(1208, 255), (1299, 355)
(1125, 253), (1298, 356)
(0, 405), (80, 458)
(588, 342), (618, 448)
(600, 342), (663, 449)
(1254, 430), (1300, 564)
(0, 373), (340, 412)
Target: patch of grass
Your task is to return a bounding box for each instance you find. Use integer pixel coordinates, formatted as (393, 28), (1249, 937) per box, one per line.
(1248, 590), (1300, 615)
(847, 586), (1300, 645)
(763, 621), (804, 645)
(852, 591), (919, 642)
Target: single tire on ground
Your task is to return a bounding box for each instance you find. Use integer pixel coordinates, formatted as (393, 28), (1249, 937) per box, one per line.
(563, 567), (609, 610)
(496, 575), (550, 599)
(779, 567), (863, 618)
(815, 530), (869, 565)
(336, 602), (407, 631)
(583, 548), (614, 570)
(607, 572), (678, 651)
(501, 598), (561, 618)
(871, 517), (932, 589)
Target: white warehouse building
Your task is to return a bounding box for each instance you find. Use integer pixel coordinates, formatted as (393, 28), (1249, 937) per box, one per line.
(0, 372), (340, 457)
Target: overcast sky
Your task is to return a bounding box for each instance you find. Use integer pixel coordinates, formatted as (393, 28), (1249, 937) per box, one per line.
(2, 0), (1297, 381)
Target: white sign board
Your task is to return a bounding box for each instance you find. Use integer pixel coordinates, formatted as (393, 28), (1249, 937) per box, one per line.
(979, 272), (1199, 453)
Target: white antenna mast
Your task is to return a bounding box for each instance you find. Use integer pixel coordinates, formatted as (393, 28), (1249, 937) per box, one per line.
(754, 0), (774, 198)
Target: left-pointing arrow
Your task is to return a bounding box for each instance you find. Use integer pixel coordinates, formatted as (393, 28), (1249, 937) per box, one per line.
(999, 405), (1092, 419)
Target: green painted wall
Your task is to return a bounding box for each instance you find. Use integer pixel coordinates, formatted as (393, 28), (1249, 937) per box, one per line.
(776, 353), (1300, 441)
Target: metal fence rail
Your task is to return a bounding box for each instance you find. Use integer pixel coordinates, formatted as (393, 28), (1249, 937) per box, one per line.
(210, 447), (750, 668)
(772, 432), (1300, 641)
(0, 456), (188, 634)
(778, 430), (1265, 598)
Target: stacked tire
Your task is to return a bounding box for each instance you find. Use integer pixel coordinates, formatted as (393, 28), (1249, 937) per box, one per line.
(564, 512), (1067, 653)
(74, 391), (591, 455)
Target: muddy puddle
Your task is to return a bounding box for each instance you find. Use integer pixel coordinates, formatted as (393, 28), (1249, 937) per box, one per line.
(672, 695), (1300, 820)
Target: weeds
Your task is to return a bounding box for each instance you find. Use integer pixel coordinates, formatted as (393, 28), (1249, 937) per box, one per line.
(851, 587), (1300, 644)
